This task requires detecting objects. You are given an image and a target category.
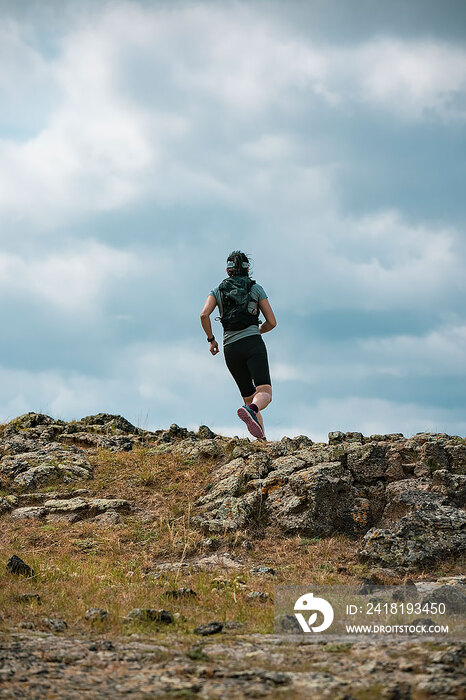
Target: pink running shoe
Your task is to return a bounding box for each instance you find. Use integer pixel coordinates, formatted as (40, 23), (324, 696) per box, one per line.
(237, 405), (264, 439)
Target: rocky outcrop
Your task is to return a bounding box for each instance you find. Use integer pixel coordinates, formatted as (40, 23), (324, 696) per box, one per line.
(190, 431), (466, 570)
(7, 492), (131, 523)
(0, 412), (222, 456)
(0, 412), (150, 453)
(1, 413), (465, 570)
(0, 441), (93, 488)
(0, 412), (163, 489)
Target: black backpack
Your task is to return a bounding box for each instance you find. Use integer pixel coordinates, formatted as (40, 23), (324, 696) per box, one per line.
(218, 276), (260, 331)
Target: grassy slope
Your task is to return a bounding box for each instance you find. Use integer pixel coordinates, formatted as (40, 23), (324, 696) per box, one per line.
(1, 447), (463, 638)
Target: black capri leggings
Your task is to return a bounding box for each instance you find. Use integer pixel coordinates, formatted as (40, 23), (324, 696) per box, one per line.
(223, 334), (271, 398)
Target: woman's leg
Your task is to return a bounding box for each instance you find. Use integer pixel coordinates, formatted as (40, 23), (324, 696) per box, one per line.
(243, 385), (271, 435)
(226, 336), (272, 439)
(250, 384), (272, 411)
(242, 390), (265, 433)
(244, 335), (272, 436)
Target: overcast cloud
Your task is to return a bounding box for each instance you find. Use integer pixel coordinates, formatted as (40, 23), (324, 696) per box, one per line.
(1, 0), (465, 441)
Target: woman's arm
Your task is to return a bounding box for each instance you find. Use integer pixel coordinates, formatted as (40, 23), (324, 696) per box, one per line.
(258, 298), (277, 334)
(200, 295), (220, 355)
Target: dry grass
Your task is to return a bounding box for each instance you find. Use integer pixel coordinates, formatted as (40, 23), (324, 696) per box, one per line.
(1, 446), (464, 638)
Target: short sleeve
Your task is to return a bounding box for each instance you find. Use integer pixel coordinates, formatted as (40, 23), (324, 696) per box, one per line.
(209, 287), (219, 303)
(252, 283), (267, 301)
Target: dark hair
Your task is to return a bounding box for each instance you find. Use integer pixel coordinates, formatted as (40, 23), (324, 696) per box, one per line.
(226, 250), (251, 277)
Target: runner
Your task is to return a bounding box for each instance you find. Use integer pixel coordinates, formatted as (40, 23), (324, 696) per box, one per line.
(200, 251), (277, 440)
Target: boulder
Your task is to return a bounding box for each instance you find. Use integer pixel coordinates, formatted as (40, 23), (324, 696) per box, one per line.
(420, 585), (466, 615)
(174, 439), (225, 460)
(0, 442), (93, 488)
(43, 497), (130, 522)
(10, 507), (48, 521)
(445, 443), (466, 474)
(431, 470), (466, 506)
(262, 461), (358, 536)
(197, 425), (216, 439)
(0, 497), (12, 515)
(381, 479), (449, 524)
(359, 504), (466, 569)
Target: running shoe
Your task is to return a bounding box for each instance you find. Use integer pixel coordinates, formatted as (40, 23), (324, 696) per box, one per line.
(237, 405), (264, 439)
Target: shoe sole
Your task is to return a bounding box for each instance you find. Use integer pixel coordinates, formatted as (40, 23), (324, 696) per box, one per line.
(237, 407), (264, 439)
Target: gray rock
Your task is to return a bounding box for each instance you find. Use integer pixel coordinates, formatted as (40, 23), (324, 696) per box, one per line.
(149, 552), (243, 576)
(0, 441), (93, 489)
(163, 588), (197, 599)
(14, 464), (91, 488)
(263, 461), (357, 536)
(250, 566), (276, 575)
(247, 591), (270, 602)
(16, 593), (41, 604)
(168, 424), (188, 438)
(71, 413), (140, 435)
(275, 613), (301, 633)
(420, 585), (466, 614)
(6, 555), (34, 577)
(381, 479), (448, 524)
(346, 442), (387, 481)
(85, 608), (109, 621)
(328, 431), (345, 444)
(359, 505), (466, 568)
(411, 617), (437, 629)
(92, 510), (121, 525)
(194, 621), (223, 635)
(126, 609), (174, 623)
(174, 438), (224, 460)
(419, 440), (450, 472)
(445, 443), (466, 474)
(328, 431), (364, 445)
(43, 497), (130, 522)
(18, 621), (36, 630)
(197, 425), (216, 439)
(42, 617), (68, 632)
(2, 412), (62, 436)
(9, 506), (48, 520)
(223, 621), (244, 630)
(0, 497), (12, 515)
(431, 469), (466, 506)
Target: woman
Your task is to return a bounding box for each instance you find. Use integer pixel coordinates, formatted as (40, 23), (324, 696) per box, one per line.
(200, 251), (277, 440)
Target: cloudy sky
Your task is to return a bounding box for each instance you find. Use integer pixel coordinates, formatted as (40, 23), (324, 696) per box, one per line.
(1, 0), (465, 441)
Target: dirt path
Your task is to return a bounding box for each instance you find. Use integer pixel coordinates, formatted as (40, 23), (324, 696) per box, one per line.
(0, 630), (465, 699)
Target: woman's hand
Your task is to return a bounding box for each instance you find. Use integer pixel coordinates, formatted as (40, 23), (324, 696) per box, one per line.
(210, 340), (219, 355)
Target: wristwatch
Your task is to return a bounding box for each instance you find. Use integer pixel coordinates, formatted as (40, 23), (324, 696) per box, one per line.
(207, 335), (215, 342)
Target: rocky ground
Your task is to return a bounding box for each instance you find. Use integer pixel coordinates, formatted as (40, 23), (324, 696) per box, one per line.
(0, 413), (465, 698)
(1, 629), (465, 699)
